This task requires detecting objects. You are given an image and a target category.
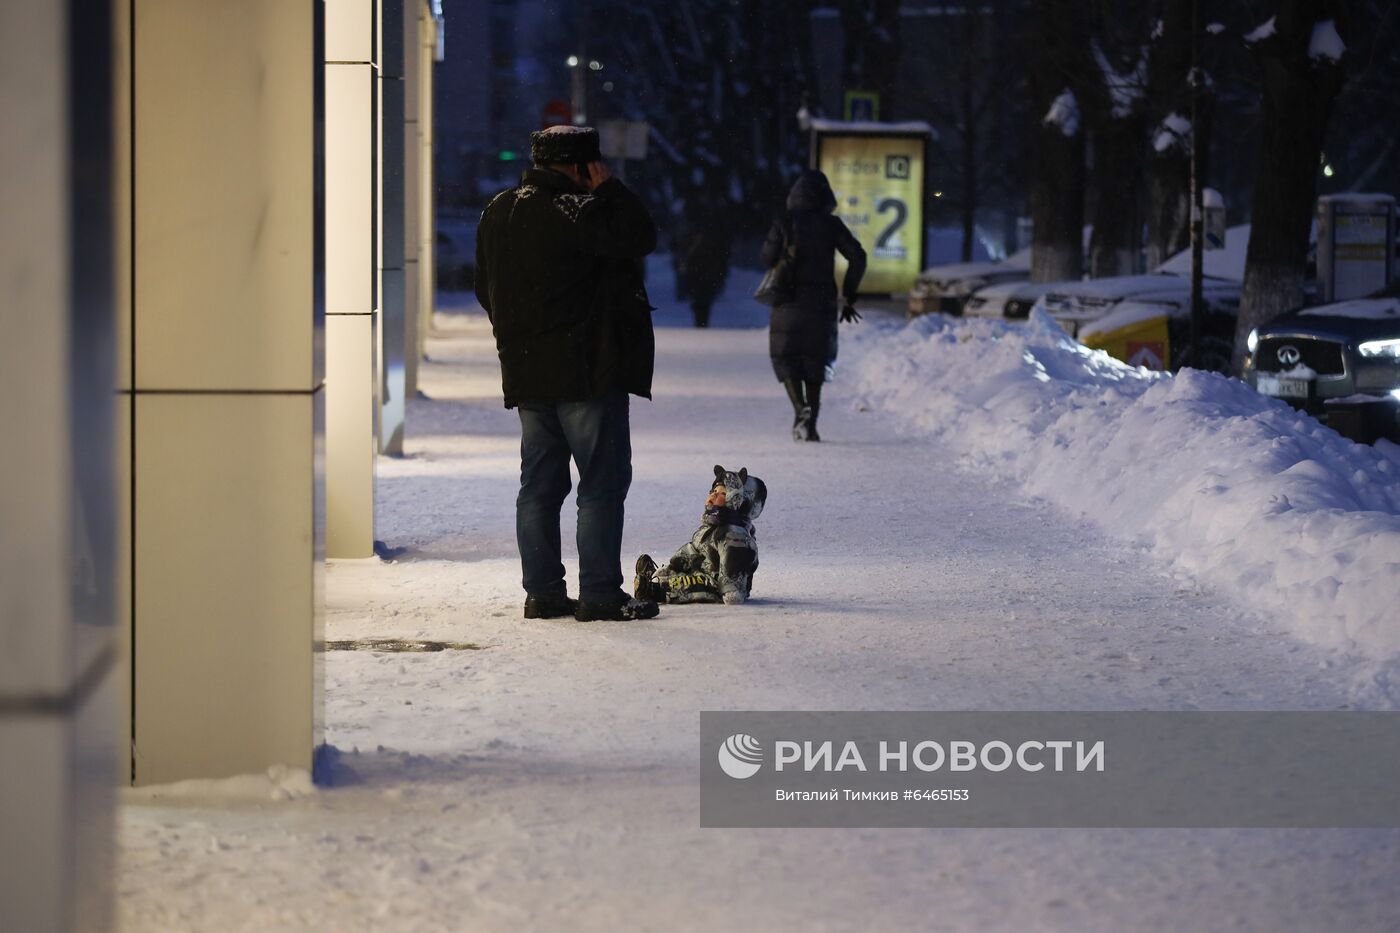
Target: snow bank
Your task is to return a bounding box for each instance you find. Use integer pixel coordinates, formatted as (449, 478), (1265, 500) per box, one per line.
(843, 311), (1400, 661)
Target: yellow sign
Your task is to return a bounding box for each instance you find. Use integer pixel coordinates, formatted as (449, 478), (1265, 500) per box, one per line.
(815, 131), (926, 295)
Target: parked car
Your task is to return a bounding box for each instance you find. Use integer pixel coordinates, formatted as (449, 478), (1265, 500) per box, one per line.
(907, 248), (1030, 317)
(1079, 298), (1238, 372)
(1031, 225), (1253, 339)
(962, 279), (1061, 320)
(1243, 282), (1400, 432)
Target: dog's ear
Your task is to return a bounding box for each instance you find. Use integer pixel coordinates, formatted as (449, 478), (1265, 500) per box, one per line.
(714, 464), (725, 479)
(739, 467), (748, 483)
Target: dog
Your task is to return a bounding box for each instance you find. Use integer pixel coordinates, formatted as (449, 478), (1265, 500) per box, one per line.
(635, 465), (767, 605)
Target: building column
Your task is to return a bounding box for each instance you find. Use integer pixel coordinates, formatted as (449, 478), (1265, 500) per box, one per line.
(125, 0), (324, 784)
(417, 4), (440, 365)
(379, 0), (407, 456)
(402, 0), (422, 397)
(0, 2), (119, 929)
(326, 0), (379, 557)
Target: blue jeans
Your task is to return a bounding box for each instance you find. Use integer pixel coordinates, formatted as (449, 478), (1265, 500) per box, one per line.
(516, 391), (632, 602)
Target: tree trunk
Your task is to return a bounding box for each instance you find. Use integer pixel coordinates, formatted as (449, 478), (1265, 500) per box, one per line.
(1144, 0), (1194, 270)
(1089, 115), (1145, 277)
(1085, 8), (1152, 279)
(1027, 0), (1087, 283)
(1232, 0), (1348, 370)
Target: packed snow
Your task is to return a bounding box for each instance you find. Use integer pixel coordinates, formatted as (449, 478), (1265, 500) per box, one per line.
(842, 310), (1400, 663)
(1156, 222), (1252, 280)
(116, 273), (1400, 932)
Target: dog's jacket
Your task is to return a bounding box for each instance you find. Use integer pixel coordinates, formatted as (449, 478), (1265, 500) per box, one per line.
(646, 465), (767, 605)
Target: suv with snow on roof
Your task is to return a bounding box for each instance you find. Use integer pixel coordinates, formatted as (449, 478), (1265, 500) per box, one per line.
(1243, 281), (1400, 436)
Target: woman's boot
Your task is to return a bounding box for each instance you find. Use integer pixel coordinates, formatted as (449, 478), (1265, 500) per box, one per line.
(782, 378), (810, 441)
(803, 380), (823, 441)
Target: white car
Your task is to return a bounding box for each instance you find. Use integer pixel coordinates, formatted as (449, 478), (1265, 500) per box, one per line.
(1032, 225), (1252, 337)
(907, 248), (1031, 317)
(963, 279), (1062, 320)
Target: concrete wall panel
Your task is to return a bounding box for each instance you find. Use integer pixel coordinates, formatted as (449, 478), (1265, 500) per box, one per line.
(133, 0), (316, 392)
(133, 393), (319, 784)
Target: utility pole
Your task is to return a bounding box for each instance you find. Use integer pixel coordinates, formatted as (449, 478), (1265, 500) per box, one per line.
(1187, 0), (1205, 369)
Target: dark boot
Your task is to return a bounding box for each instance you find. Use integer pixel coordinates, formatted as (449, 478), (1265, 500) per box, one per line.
(692, 303), (711, 328)
(523, 593), (578, 619)
(575, 592), (660, 621)
(782, 379), (809, 441)
(803, 380), (823, 441)
(634, 554), (663, 602)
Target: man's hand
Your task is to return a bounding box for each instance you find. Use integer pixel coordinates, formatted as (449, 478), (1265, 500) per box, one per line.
(840, 301), (862, 323)
(584, 160), (613, 192)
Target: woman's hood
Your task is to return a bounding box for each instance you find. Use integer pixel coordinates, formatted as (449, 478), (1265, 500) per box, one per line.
(786, 170), (836, 213)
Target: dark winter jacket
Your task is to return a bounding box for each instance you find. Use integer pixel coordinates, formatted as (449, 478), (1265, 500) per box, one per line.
(475, 168), (658, 407)
(761, 170), (867, 372)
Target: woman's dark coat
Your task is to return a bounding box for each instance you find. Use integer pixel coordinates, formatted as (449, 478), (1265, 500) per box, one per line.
(761, 171), (867, 382)
(474, 168), (657, 408)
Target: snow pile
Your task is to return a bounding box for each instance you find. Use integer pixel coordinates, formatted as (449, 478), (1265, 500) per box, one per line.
(1244, 16), (1277, 44)
(1042, 89), (1080, 137)
(843, 311), (1400, 661)
(1309, 20), (1346, 61)
(1152, 113), (1191, 154)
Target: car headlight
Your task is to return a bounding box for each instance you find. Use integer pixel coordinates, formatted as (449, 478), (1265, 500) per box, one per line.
(1358, 338), (1400, 359)
(1246, 328), (1259, 355)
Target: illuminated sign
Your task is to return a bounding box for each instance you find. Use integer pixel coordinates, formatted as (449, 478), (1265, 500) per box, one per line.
(812, 123), (930, 295)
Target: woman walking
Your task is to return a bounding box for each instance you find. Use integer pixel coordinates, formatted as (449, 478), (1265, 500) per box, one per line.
(761, 170), (867, 442)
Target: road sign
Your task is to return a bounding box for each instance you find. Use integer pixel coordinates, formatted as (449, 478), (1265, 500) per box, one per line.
(843, 90), (880, 122)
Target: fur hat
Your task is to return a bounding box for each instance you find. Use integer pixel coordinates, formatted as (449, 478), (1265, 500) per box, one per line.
(531, 125), (601, 165)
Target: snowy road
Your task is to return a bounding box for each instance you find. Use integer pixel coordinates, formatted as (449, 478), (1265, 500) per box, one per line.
(118, 295), (1400, 932)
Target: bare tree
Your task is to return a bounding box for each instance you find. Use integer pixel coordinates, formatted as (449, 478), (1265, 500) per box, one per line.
(1084, 7), (1152, 278)
(1027, 0), (1089, 282)
(1232, 0), (1348, 369)
(1141, 0), (1196, 270)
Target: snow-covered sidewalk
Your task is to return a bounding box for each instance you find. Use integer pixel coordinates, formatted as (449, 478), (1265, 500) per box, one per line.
(117, 289), (1400, 932)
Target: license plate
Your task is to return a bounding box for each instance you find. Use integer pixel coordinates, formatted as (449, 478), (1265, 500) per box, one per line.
(1256, 374), (1310, 399)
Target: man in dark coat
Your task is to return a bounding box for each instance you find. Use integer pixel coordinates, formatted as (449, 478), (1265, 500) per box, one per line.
(475, 125), (660, 621)
(761, 170), (866, 442)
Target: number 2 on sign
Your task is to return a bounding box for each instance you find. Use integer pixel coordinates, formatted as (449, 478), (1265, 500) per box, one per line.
(875, 197), (907, 257)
